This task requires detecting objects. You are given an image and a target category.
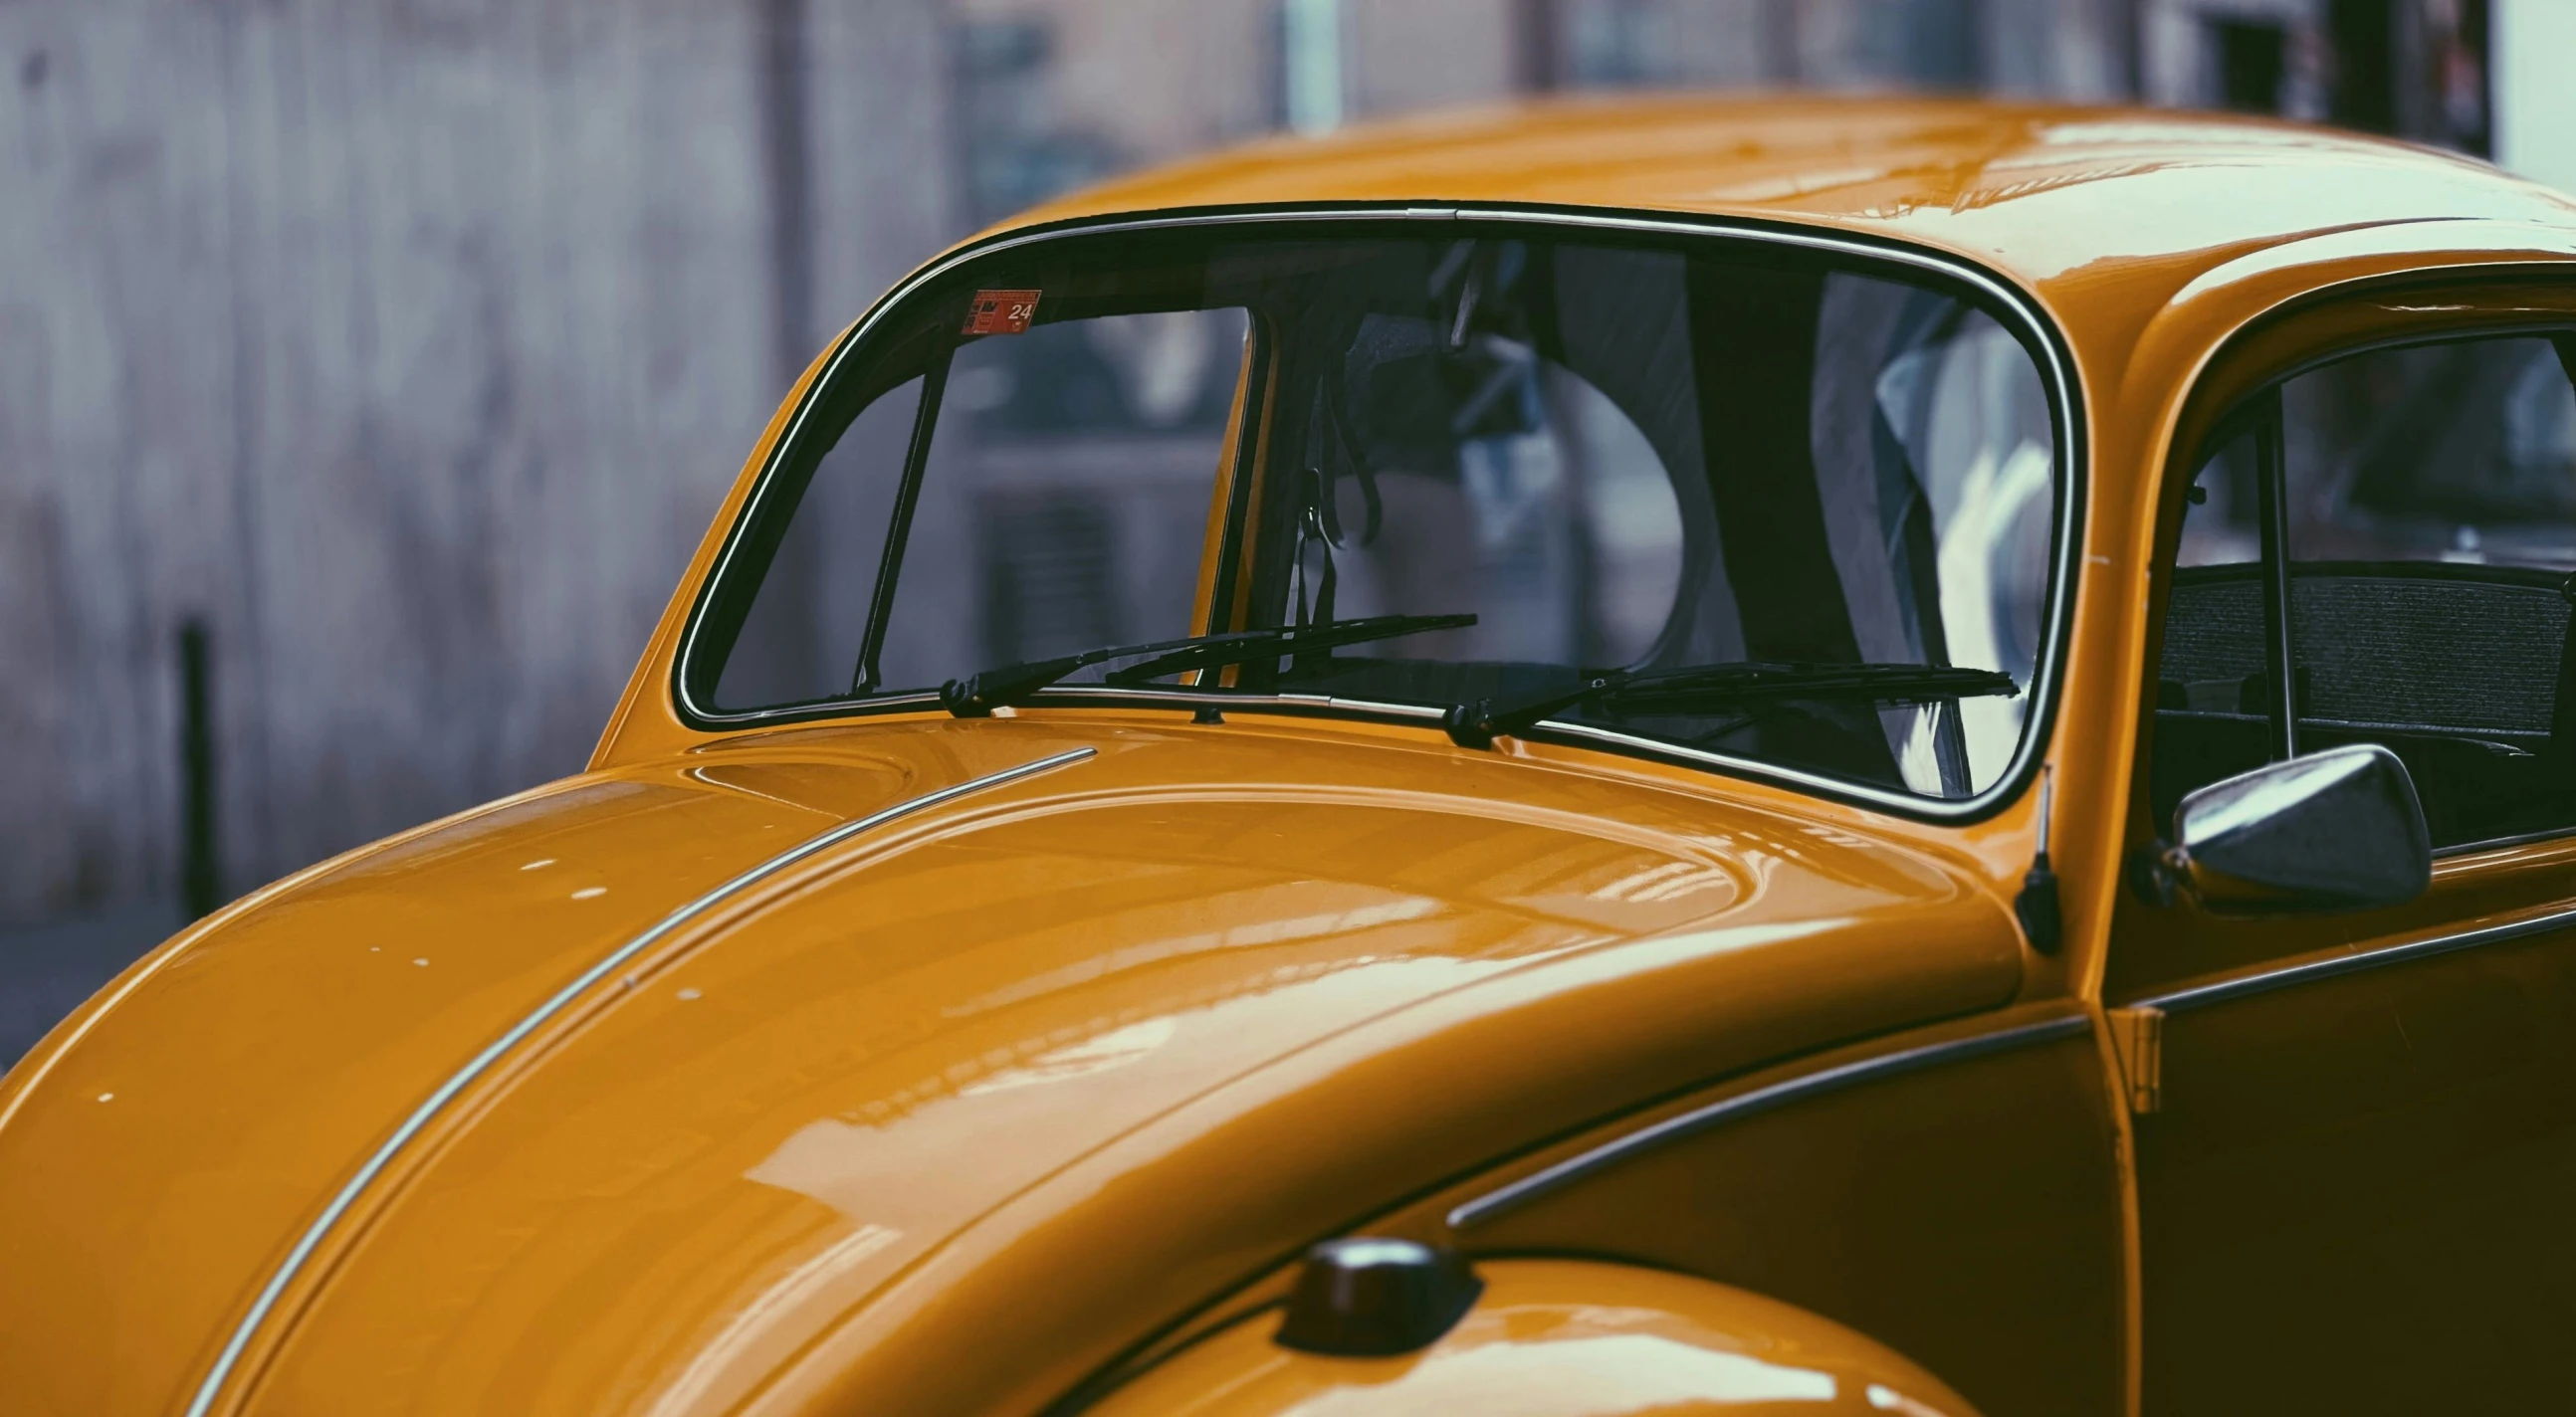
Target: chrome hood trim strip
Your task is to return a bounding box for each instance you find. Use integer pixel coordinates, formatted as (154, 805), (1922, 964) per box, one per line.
(183, 746), (1097, 1417)
(1445, 1010), (2090, 1232)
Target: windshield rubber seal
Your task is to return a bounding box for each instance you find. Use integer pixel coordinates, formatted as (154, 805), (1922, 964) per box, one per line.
(668, 201), (2088, 828)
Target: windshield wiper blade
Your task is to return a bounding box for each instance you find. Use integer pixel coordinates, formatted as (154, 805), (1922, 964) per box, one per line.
(1104, 613), (1475, 686)
(1442, 661), (2021, 748)
(940, 613), (1477, 716)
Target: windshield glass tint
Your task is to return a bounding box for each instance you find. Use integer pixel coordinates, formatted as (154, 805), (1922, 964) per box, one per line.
(695, 224), (2062, 802)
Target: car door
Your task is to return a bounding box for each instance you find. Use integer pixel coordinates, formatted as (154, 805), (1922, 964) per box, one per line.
(2114, 285), (2576, 1414)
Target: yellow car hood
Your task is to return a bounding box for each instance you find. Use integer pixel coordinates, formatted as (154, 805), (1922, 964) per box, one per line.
(0, 716), (2022, 1415)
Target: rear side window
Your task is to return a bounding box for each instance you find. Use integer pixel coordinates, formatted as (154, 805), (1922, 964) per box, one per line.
(2153, 332), (2576, 847)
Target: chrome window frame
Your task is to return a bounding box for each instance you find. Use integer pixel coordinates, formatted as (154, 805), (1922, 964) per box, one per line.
(671, 203), (2089, 826)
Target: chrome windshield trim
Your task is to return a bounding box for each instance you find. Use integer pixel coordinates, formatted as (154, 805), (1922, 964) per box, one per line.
(741, 685), (2038, 822)
(182, 746), (1097, 1417)
(1445, 1011), (2090, 1233)
(2122, 903), (2576, 1017)
(671, 202), (2085, 827)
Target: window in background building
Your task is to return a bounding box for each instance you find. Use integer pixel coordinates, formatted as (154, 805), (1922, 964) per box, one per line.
(1546, 0), (1798, 93)
(2422, 0), (2490, 155)
(2212, 17), (2287, 113)
(1513, 0), (1563, 92)
(953, 16), (1120, 229)
(1901, 0), (1985, 91)
(1564, 0), (1681, 88)
(2327, 0), (2397, 132)
(1280, 0), (1347, 134)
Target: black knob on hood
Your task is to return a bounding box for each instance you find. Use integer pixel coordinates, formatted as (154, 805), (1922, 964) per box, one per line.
(1272, 1237), (1482, 1357)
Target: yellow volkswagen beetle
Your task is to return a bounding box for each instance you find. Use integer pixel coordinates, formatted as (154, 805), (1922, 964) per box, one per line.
(10, 97), (2576, 1417)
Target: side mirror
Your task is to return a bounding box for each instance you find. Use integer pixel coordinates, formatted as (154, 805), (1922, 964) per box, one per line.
(2161, 743), (2432, 915)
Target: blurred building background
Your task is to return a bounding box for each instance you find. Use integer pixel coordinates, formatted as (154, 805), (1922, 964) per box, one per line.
(0, 0), (2567, 1057)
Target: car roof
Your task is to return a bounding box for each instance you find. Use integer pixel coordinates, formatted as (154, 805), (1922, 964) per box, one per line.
(994, 94), (2576, 330)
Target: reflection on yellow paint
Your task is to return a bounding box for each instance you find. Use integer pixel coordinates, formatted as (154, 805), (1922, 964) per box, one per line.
(1865, 1381), (1955, 1416)
(1335, 1333), (1836, 1409)
(644, 1222), (901, 1417)
(963, 1017), (1179, 1096)
(1587, 861), (1734, 906)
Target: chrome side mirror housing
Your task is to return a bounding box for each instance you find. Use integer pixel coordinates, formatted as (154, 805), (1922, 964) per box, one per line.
(2159, 743), (2432, 916)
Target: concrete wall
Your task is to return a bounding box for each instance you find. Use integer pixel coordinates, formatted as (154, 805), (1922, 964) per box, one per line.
(0, 1), (953, 921)
(0, 0), (2491, 928)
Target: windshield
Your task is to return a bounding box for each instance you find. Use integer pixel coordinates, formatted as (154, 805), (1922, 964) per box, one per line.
(687, 221), (2065, 804)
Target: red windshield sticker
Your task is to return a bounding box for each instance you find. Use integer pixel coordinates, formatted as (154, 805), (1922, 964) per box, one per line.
(963, 289), (1041, 335)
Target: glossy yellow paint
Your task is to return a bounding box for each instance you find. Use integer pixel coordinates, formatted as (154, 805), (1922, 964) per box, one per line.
(0, 715), (2017, 1415)
(5, 95), (2576, 1417)
(1088, 1260), (1982, 1415)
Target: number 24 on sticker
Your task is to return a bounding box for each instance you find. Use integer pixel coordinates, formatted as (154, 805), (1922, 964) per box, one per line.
(964, 290), (1041, 335)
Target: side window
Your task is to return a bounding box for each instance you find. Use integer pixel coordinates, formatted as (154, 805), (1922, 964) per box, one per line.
(2286, 336), (2576, 846)
(716, 376), (926, 709)
(2150, 421), (2275, 826)
(2154, 332), (2576, 848)
(711, 309), (1251, 710)
(877, 308), (1250, 692)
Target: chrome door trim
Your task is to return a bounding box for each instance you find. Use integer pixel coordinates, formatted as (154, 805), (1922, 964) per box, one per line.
(182, 746), (1097, 1417)
(2121, 901), (2576, 1017)
(1445, 1010), (2090, 1232)
(670, 201), (2086, 829)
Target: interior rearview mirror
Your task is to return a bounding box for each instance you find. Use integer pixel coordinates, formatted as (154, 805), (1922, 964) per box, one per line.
(2161, 743), (2432, 916)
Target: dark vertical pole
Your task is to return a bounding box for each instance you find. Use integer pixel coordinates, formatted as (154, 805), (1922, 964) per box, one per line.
(1904, 0), (1987, 91)
(757, 0), (821, 692)
(2453, 0), (2492, 156)
(2215, 19), (2290, 112)
(178, 619), (222, 920)
(1513, 0), (1559, 93)
(2327, 0), (2398, 134)
(1962, 0), (1991, 90)
(760, 0), (815, 389)
(2113, 0), (2148, 100)
(1761, 0), (1802, 85)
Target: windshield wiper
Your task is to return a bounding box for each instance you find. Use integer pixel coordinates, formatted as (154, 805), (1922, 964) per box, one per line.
(939, 613), (1477, 716)
(1442, 661), (2021, 748)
